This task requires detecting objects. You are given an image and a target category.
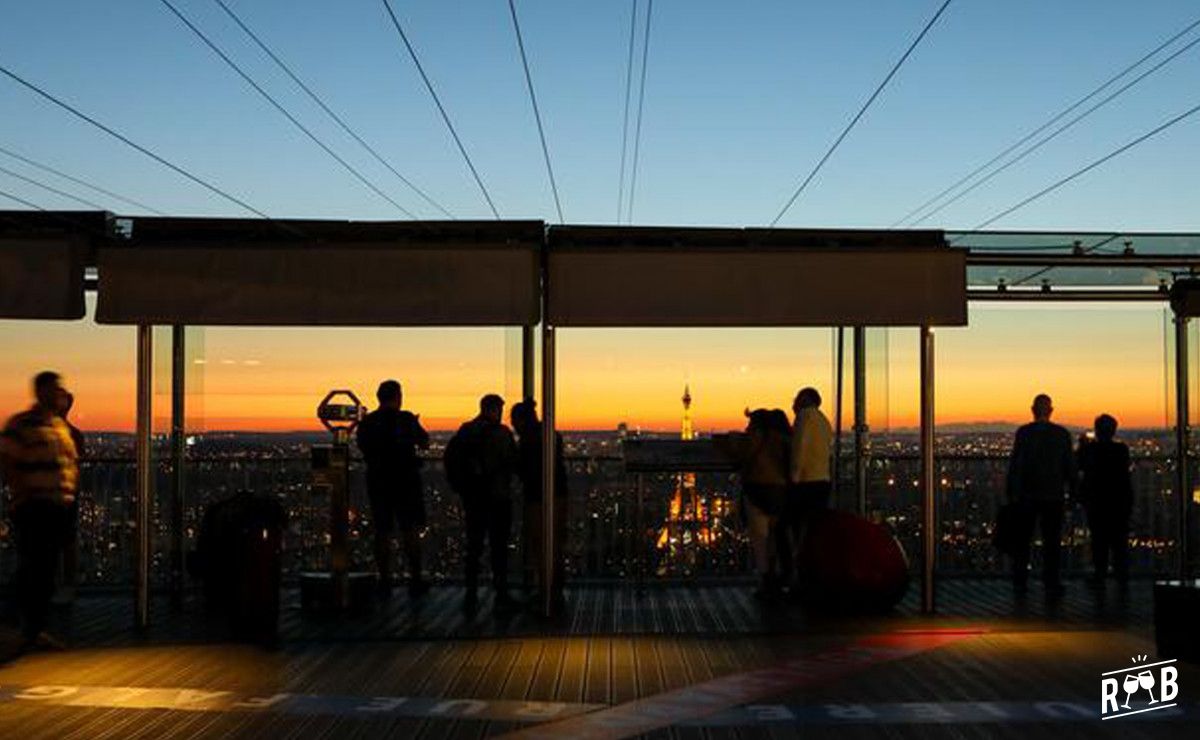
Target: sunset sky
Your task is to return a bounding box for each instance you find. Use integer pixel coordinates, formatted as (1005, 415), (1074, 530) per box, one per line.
(3, 2), (1199, 433)
(0, 300), (1180, 434)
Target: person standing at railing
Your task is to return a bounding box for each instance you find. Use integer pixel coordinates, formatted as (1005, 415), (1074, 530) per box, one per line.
(53, 389), (83, 606)
(1005, 393), (1076, 600)
(511, 399), (569, 612)
(728, 408), (791, 601)
(784, 387), (833, 595)
(355, 380), (430, 599)
(446, 394), (519, 612)
(1077, 414), (1133, 588)
(0, 371), (78, 650)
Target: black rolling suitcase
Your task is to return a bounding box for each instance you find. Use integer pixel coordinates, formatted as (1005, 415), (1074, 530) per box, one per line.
(195, 491), (285, 646)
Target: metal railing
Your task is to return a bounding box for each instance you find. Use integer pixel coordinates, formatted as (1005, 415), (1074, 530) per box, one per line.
(0, 452), (1185, 588)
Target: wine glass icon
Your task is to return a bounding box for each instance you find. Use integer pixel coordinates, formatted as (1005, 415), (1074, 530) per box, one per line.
(1121, 673), (1140, 709)
(1138, 670), (1158, 704)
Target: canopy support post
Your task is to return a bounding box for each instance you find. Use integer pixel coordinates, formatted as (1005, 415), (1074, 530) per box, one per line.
(135, 325), (153, 629)
(1175, 314), (1192, 580)
(920, 326), (936, 614)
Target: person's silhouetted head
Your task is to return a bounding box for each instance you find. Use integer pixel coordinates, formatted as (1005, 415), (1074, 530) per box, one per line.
(511, 399), (538, 435)
(33, 371), (63, 412)
(745, 408), (772, 433)
(56, 389), (75, 418)
(376, 380), (402, 409)
(480, 394), (505, 424)
(793, 387), (822, 415)
(767, 409), (791, 436)
(1094, 413), (1118, 441)
(1031, 394), (1053, 421)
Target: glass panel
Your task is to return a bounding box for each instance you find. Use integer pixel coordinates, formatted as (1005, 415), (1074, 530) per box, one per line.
(557, 327), (836, 581)
(0, 294), (136, 587)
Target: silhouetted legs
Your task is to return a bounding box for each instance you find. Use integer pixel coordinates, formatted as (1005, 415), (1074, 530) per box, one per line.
(1011, 500), (1064, 596)
(523, 500), (567, 606)
(369, 489), (427, 597)
(1086, 505), (1130, 584)
(780, 481), (831, 597)
(463, 495), (513, 607)
(13, 499), (70, 642)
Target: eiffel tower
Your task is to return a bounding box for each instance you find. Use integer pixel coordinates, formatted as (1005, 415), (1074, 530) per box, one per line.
(655, 385), (712, 573)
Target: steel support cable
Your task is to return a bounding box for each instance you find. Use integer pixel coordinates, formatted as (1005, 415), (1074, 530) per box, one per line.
(956, 101), (1200, 254)
(0, 187), (45, 210)
(906, 31), (1200, 227)
(0, 144), (165, 214)
(770, 0), (953, 226)
(616, 0), (639, 223)
(891, 15), (1200, 228)
(0, 63), (279, 222)
(506, 0), (564, 222)
(0, 163), (107, 210)
(379, 0), (501, 218)
(211, 0), (453, 218)
(625, 0), (653, 224)
(161, 0), (418, 218)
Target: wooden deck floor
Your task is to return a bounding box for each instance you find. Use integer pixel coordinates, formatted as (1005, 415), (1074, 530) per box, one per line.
(25, 577), (1160, 647)
(0, 579), (1191, 738)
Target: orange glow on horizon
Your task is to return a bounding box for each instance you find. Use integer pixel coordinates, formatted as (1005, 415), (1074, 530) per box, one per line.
(0, 303), (1179, 434)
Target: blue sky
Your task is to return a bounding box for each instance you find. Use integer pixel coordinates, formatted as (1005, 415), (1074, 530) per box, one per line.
(2, 0), (1199, 229)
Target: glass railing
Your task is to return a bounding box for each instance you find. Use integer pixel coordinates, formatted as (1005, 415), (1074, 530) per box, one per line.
(0, 452), (1184, 588)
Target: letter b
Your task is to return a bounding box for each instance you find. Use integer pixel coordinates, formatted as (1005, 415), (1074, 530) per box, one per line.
(1159, 667), (1179, 703)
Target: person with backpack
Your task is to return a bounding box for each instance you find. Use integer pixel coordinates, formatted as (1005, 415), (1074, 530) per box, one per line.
(355, 380), (430, 599)
(445, 394), (518, 611)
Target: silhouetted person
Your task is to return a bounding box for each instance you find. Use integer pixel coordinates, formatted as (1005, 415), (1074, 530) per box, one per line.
(1077, 414), (1133, 587)
(1006, 394), (1075, 599)
(446, 394), (518, 611)
(0, 372), (79, 649)
(783, 387), (833, 591)
(511, 399), (568, 610)
(728, 408), (791, 600)
(54, 389), (83, 605)
(355, 380), (430, 598)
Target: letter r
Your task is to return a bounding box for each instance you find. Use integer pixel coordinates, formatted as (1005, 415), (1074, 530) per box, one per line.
(1101, 678), (1119, 714)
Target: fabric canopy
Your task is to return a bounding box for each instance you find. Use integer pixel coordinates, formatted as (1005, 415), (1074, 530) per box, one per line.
(547, 227), (966, 326)
(0, 237), (86, 320)
(96, 240), (540, 326)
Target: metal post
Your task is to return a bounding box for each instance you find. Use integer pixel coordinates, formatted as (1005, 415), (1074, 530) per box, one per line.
(636, 473), (645, 597)
(1175, 315), (1191, 580)
(853, 326), (868, 516)
(541, 321), (556, 617)
(832, 328), (844, 501)
(920, 326), (936, 613)
(170, 325), (186, 609)
(135, 325), (153, 629)
(522, 325), (536, 401)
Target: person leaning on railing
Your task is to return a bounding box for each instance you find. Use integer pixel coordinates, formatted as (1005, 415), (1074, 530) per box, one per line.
(0, 371), (79, 650)
(783, 387), (833, 595)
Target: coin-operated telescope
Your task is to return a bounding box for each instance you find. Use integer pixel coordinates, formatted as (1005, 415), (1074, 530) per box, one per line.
(300, 390), (376, 611)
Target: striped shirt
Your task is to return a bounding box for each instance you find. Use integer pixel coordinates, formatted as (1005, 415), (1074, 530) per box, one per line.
(1, 407), (78, 508)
